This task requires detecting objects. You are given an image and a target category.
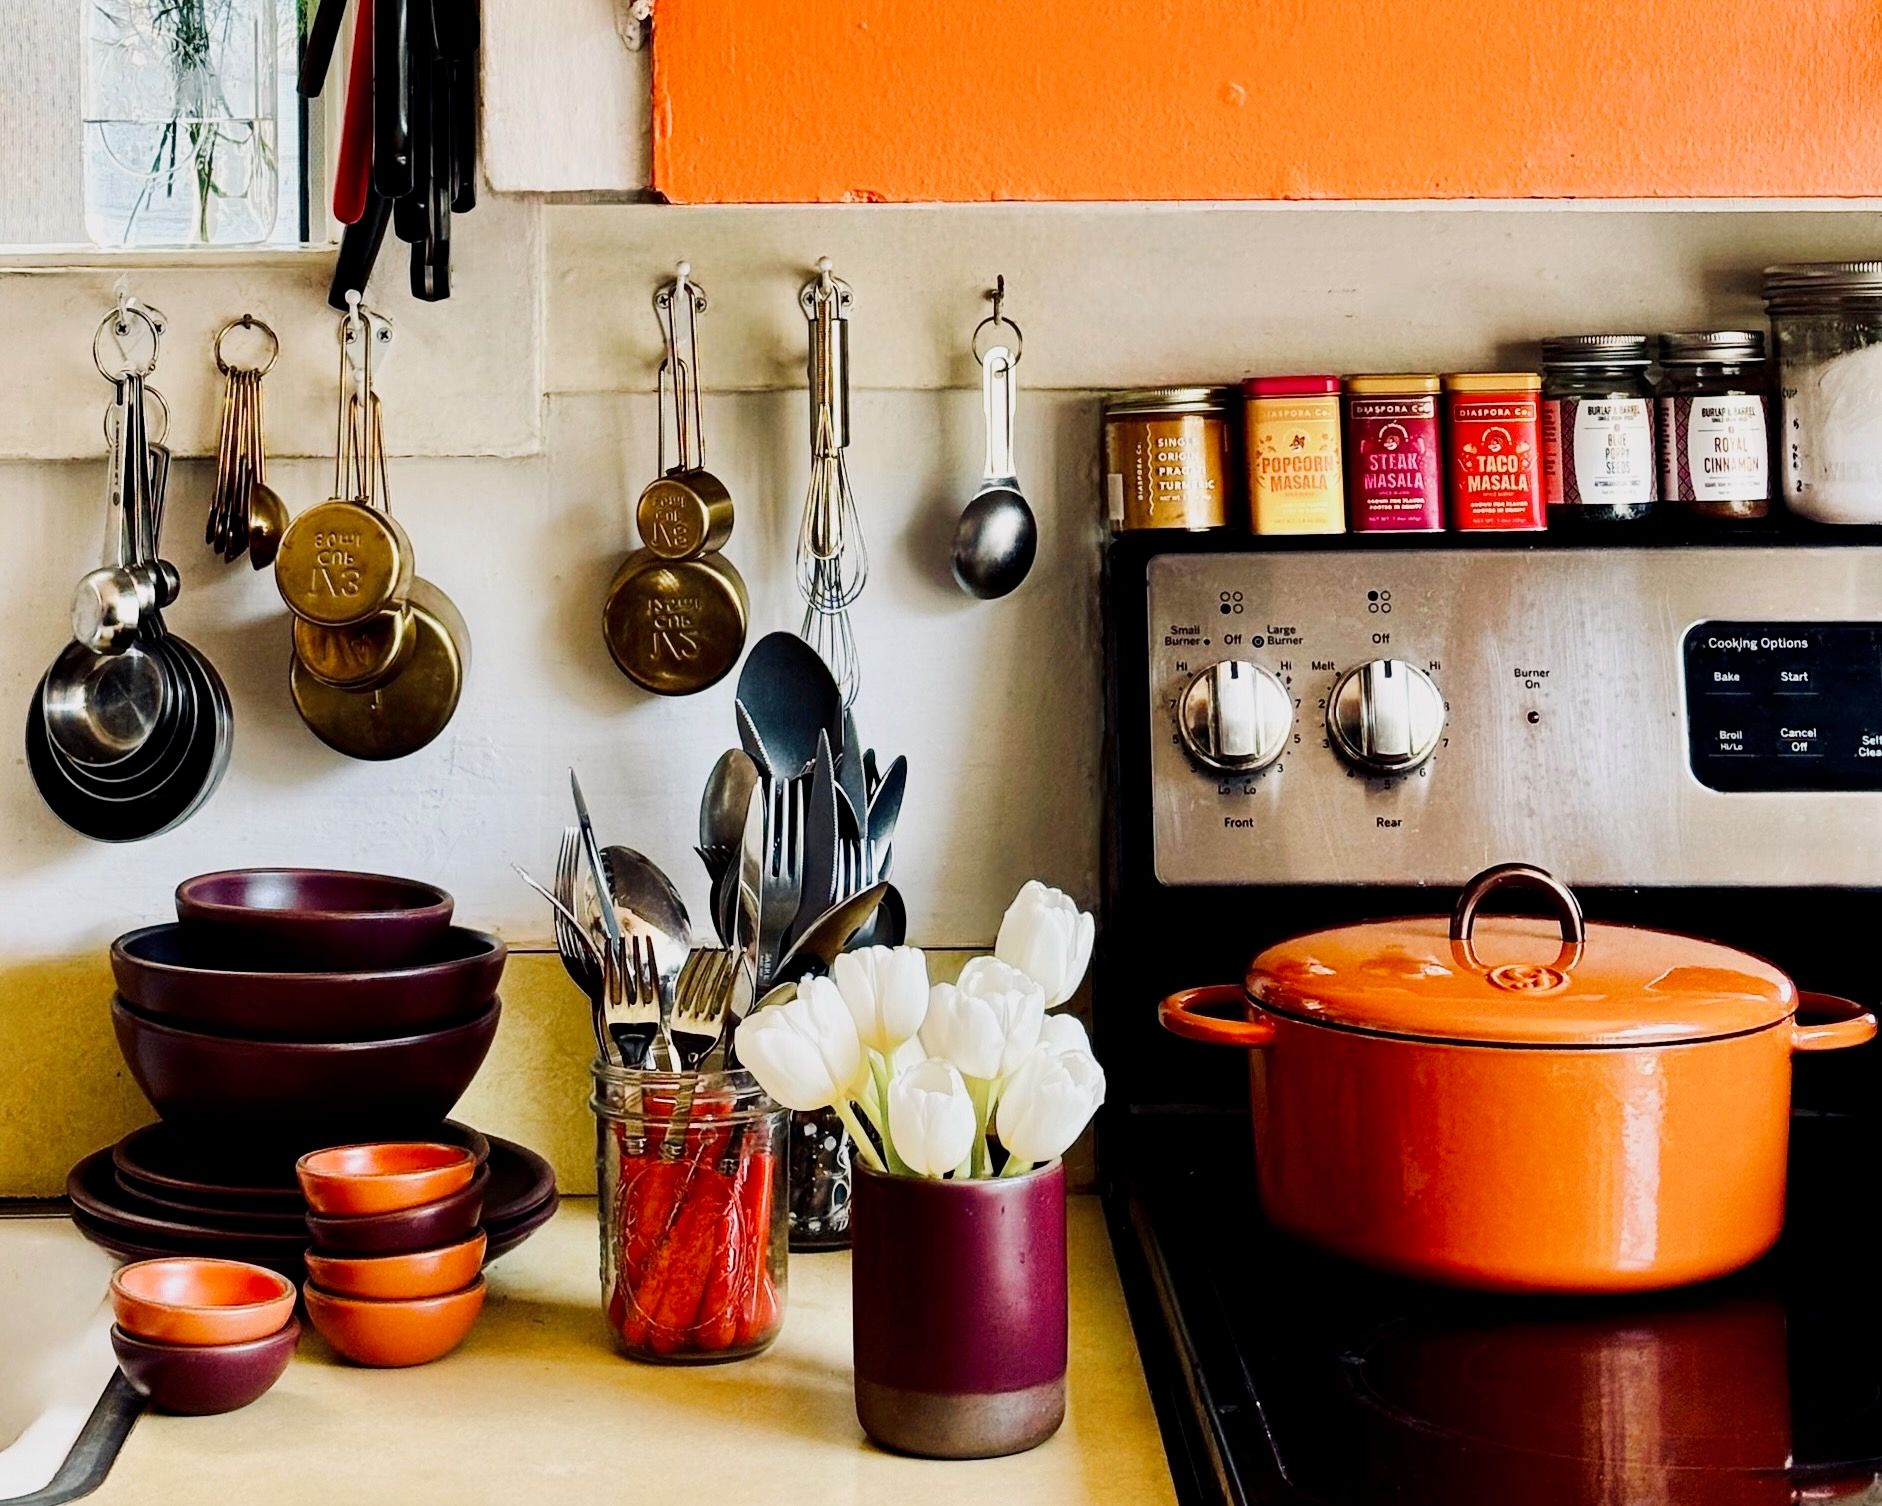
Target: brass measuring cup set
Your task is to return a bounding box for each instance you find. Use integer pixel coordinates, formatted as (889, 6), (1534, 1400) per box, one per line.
(272, 300), (469, 760)
(603, 264), (750, 696)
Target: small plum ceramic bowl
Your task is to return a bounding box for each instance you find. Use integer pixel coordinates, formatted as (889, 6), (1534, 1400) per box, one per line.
(304, 1164), (490, 1254)
(109, 1257), (297, 1347)
(296, 1142), (478, 1216)
(111, 1318), (300, 1414)
(303, 1278), (486, 1367)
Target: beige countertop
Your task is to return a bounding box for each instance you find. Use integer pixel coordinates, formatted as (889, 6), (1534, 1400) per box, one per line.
(82, 1196), (1176, 1506)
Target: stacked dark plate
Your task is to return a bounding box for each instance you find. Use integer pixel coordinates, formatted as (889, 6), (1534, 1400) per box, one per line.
(70, 869), (557, 1273)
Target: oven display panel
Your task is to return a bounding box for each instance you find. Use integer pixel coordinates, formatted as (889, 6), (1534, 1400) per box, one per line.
(1684, 622), (1882, 791)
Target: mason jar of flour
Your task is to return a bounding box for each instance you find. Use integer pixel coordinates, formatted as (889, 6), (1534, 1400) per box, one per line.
(1765, 262), (1882, 524)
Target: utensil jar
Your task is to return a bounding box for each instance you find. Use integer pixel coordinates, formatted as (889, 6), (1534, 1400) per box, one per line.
(590, 1064), (786, 1363)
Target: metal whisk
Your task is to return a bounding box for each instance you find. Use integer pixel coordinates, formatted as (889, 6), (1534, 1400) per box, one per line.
(796, 259), (864, 706)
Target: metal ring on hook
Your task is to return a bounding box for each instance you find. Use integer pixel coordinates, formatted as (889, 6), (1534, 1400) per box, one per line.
(214, 314), (281, 377)
(103, 385), (171, 447)
(93, 305), (163, 381)
(972, 312), (1024, 367)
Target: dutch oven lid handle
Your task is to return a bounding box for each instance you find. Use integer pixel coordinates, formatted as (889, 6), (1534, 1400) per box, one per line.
(1449, 863), (1587, 975)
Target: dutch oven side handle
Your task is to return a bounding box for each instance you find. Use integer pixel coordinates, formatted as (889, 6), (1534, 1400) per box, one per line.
(1791, 991), (1880, 1053)
(1158, 985), (1277, 1048)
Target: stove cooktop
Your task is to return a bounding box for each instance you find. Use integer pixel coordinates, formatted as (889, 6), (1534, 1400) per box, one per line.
(1110, 1112), (1882, 1506)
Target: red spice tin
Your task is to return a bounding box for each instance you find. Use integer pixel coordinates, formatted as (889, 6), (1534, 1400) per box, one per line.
(1345, 375), (1443, 532)
(1444, 373), (1545, 531)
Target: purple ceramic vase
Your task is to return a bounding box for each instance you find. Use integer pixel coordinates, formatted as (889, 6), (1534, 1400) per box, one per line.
(851, 1159), (1067, 1459)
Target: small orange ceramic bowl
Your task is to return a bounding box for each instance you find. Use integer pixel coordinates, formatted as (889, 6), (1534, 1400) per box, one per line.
(303, 1231), (487, 1301)
(110, 1257), (297, 1347)
(303, 1276), (487, 1368)
(296, 1142), (477, 1216)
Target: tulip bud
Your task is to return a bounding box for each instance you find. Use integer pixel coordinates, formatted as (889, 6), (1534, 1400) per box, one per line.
(919, 957), (1046, 1080)
(735, 975), (866, 1111)
(1039, 1011), (1092, 1057)
(994, 881), (1095, 1009)
(832, 945), (930, 1056)
(996, 1044), (1107, 1169)
(887, 1059), (977, 1178)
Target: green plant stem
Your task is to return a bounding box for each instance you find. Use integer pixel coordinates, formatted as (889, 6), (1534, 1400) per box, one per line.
(966, 1076), (994, 1177)
(864, 1055), (913, 1175)
(999, 1156), (1036, 1178)
(833, 1099), (886, 1173)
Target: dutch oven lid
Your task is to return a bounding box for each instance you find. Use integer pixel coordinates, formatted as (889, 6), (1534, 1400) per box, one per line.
(1245, 865), (1795, 1048)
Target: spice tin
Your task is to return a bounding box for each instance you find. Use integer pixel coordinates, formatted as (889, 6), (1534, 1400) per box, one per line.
(1245, 377), (1345, 535)
(1656, 331), (1771, 521)
(1102, 388), (1234, 531)
(1444, 374), (1545, 532)
(1344, 376), (1443, 533)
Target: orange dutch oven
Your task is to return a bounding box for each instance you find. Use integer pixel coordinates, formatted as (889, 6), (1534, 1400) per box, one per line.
(1158, 863), (1877, 1294)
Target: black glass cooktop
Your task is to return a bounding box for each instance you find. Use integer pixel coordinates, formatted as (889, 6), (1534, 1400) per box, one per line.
(1110, 1111), (1882, 1506)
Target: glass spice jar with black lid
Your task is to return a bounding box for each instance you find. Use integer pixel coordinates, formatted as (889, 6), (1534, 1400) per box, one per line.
(1539, 334), (1659, 527)
(1655, 331), (1772, 522)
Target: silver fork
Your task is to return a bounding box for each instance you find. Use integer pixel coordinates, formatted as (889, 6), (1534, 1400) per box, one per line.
(604, 932), (665, 1070)
(670, 948), (736, 1072)
(758, 778), (805, 987)
(553, 828), (600, 997)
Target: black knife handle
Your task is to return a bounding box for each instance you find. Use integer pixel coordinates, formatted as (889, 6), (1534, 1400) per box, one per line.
(373, 0), (414, 199)
(299, 0), (350, 96)
(329, 189), (393, 309)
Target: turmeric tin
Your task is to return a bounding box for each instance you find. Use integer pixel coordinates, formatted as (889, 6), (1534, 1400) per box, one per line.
(1102, 388), (1235, 531)
(1444, 373), (1545, 532)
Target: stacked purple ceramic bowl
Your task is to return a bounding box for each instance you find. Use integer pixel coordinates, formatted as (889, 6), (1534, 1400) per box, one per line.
(70, 870), (556, 1273)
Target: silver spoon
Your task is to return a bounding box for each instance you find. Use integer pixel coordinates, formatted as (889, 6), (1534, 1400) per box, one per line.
(578, 845), (691, 1014)
(951, 342), (1036, 599)
(699, 748), (761, 853)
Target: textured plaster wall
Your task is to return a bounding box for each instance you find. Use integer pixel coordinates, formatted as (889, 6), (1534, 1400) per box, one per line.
(653, 0), (1882, 203)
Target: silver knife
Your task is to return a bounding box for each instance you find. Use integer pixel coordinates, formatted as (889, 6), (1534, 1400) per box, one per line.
(569, 769), (622, 949)
(794, 731), (841, 945)
(731, 782), (764, 1018)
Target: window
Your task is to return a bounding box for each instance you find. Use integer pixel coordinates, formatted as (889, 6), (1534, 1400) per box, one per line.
(0, 0), (323, 250)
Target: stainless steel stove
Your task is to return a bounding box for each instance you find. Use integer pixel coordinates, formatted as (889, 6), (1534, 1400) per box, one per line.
(1097, 530), (1882, 1506)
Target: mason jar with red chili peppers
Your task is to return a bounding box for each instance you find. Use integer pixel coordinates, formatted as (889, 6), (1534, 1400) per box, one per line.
(591, 1063), (788, 1363)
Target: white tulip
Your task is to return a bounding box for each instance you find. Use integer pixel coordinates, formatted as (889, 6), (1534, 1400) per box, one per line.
(832, 945), (930, 1055)
(919, 957), (1045, 1080)
(887, 1059), (977, 1178)
(735, 975), (865, 1112)
(996, 1044), (1107, 1169)
(995, 881), (1095, 1009)
(1039, 1011), (1092, 1057)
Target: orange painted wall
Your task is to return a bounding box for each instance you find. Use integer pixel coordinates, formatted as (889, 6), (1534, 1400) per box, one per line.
(652, 0), (1882, 203)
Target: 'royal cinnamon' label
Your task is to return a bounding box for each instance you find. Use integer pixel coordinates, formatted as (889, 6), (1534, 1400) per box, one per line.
(1447, 394), (1544, 531)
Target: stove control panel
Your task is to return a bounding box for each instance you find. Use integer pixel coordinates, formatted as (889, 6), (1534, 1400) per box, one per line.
(1146, 548), (1882, 887)
(1684, 623), (1882, 792)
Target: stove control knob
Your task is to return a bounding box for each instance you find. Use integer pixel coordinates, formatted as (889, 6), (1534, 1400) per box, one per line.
(1178, 660), (1292, 774)
(1327, 659), (1445, 775)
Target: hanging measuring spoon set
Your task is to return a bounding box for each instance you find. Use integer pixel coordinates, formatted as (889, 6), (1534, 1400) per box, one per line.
(274, 298), (470, 760)
(26, 303), (233, 841)
(206, 315), (288, 570)
(603, 263), (749, 696)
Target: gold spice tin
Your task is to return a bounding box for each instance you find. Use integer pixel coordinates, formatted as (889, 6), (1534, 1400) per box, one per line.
(1103, 388), (1235, 531)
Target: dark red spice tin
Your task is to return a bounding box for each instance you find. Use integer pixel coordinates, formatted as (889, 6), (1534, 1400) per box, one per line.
(1345, 375), (1444, 532)
(1444, 373), (1546, 531)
